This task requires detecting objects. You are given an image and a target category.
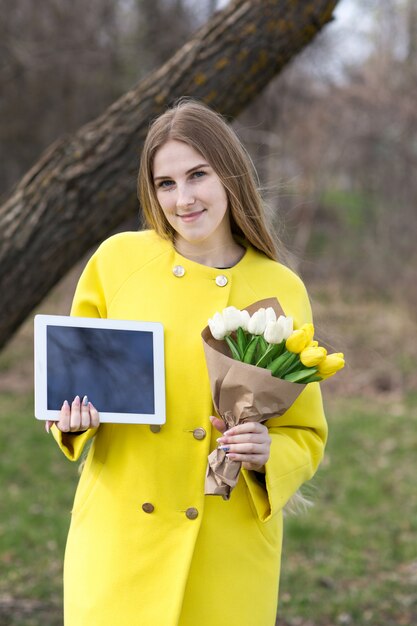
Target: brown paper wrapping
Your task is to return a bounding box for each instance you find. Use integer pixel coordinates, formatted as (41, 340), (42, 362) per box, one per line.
(202, 298), (305, 500)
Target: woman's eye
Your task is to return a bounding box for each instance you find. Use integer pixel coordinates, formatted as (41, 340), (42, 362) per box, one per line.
(192, 170), (206, 179)
(158, 180), (174, 189)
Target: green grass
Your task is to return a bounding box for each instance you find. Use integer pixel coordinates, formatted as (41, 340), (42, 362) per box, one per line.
(0, 392), (78, 625)
(0, 392), (416, 625)
(277, 394), (417, 626)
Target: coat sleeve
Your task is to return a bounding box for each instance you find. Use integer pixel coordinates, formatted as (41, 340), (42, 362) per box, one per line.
(242, 274), (328, 521)
(50, 251), (106, 461)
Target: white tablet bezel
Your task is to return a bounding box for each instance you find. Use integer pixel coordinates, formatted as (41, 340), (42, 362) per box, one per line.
(34, 314), (166, 425)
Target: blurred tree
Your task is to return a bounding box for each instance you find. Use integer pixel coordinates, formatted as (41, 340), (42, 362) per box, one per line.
(0, 0), (214, 196)
(234, 0), (417, 301)
(311, 0), (417, 298)
(136, 0), (196, 71)
(0, 0), (123, 193)
(0, 0), (339, 349)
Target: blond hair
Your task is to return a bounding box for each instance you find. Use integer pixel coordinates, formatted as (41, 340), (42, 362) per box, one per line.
(138, 99), (279, 261)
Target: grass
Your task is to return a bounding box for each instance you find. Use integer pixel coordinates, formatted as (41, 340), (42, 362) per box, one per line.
(277, 393), (417, 626)
(0, 391), (416, 625)
(0, 392), (78, 626)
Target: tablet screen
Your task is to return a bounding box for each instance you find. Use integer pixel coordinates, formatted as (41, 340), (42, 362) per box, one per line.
(47, 326), (155, 414)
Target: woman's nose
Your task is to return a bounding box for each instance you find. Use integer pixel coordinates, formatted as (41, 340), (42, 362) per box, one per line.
(176, 184), (195, 208)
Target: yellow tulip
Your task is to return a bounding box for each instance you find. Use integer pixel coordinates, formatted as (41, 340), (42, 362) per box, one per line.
(318, 352), (345, 378)
(285, 329), (309, 354)
(309, 340), (319, 348)
(300, 323), (315, 345)
(300, 346), (327, 367)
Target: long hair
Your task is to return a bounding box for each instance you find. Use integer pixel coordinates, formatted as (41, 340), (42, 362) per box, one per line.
(138, 99), (280, 261)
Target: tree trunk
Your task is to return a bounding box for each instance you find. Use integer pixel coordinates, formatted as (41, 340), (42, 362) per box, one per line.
(0, 0), (339, 349)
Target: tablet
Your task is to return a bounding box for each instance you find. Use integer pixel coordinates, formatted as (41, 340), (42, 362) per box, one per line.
(34, 315), (166, 425)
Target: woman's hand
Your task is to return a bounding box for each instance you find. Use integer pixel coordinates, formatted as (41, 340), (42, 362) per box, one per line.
(45, 395), (100, 433)
(210, 416), (271, 472)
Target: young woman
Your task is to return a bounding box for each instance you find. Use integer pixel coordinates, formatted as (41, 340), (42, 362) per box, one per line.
(48, 99), (327, 626)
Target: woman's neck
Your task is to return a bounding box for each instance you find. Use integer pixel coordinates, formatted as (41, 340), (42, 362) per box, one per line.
(174, 237), (245, 268)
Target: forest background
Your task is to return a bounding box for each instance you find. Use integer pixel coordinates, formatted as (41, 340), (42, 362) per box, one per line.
(0, 1), (416, 625)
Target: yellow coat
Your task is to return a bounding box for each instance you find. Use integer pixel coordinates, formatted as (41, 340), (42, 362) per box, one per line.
(52, 230), (327, 626)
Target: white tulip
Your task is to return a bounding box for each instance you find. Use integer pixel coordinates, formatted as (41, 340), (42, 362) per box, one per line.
(264, 320), (284, 344)
(278, 315), (293, 339)
(208, 312), (227, 340)
(247, 308), (267, 335)
(222, 306), (244, 333)
(265, 307), (277, 324)
(240, 310), (251, 331)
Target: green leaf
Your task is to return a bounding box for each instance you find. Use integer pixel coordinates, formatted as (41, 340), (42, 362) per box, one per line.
(277, 353), (302, 377)
(225, 335), (242, 361)
(301, 374), (323, 383)
(281, 357), (304, 377)
(256, 343), (276, 368)
(236, 327), (247, 356)
(258, 336), (268, 352)
(243, 336), (260, 364)
(283, 368), (318, 383)
(273, 340), (286, 358)
(267, 350), (294, 376)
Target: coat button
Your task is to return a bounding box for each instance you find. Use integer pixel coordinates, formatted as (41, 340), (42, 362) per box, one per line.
(215, 274), (228, 287)
(150, 424), (161, 433)
(142, 502), (154, 513)
(185, 507), (198, 520)
(173, 265), (185, 277)
(193, 427), (206, 440)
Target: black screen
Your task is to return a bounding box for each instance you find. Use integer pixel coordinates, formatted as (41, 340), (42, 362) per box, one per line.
(46, 326), (155, 413)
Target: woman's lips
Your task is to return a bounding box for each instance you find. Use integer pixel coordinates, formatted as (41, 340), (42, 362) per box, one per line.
(177, 209), (206, 222)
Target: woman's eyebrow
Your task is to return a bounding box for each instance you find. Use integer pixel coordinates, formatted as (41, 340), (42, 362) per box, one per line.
(154, 163), (210, 181)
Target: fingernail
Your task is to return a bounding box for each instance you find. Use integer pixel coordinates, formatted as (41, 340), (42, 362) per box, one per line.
(82, 395), (88, 406)
(219, 446), (230, 452)
(88, 401), (94, 409)
(63, 400), (69, 408)
(216, 437), (224, 443)
(224, 430), (231, 436)
(45, 421), (50, 433)
(74, 395), (80, 404)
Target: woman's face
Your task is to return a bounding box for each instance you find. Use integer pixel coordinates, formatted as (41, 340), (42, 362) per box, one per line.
(153, 140), (233, 251)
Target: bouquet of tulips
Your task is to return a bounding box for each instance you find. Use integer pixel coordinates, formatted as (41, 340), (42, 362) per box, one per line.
(208, 305), (344, 383)
(201, 298), (344, 499)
